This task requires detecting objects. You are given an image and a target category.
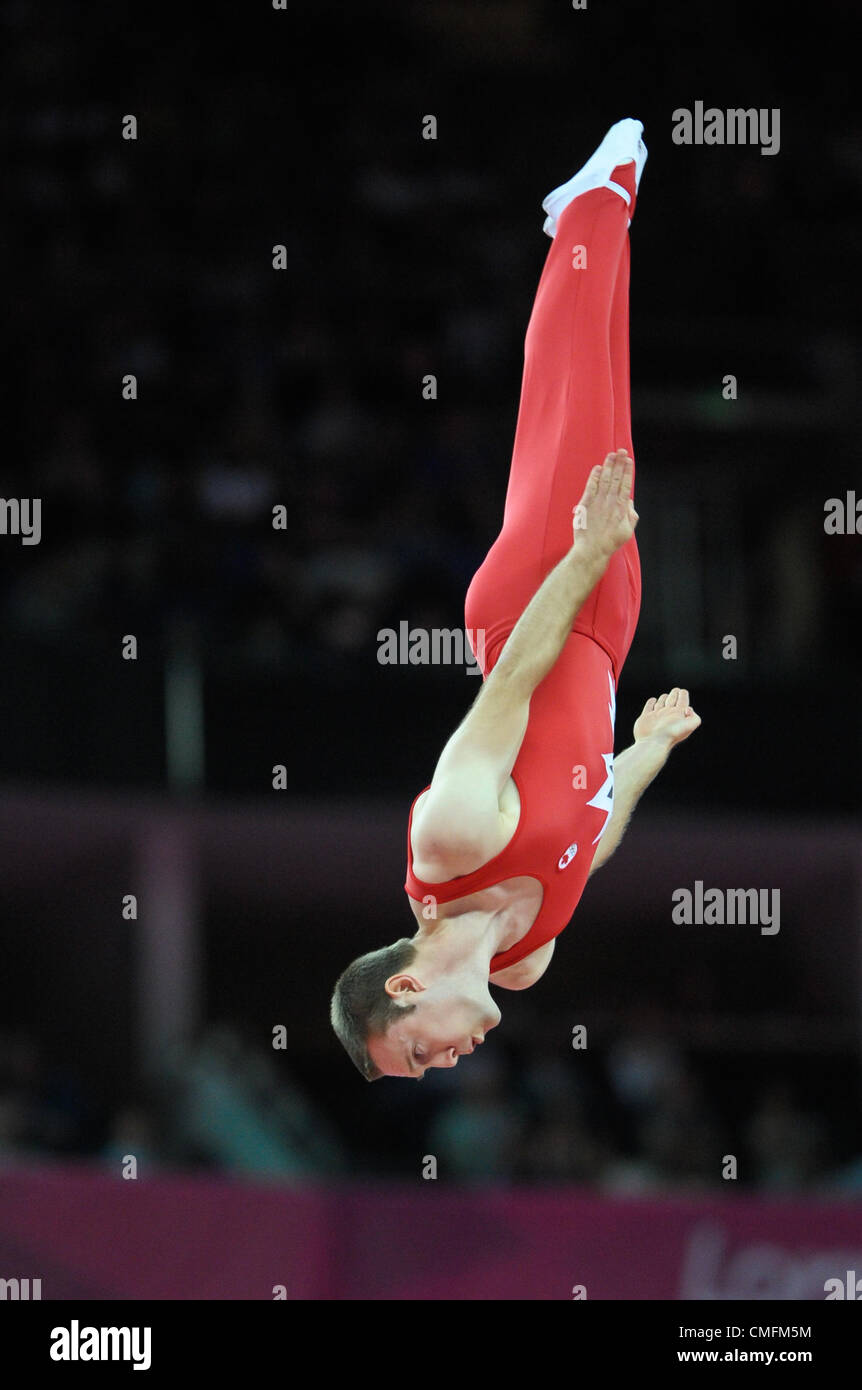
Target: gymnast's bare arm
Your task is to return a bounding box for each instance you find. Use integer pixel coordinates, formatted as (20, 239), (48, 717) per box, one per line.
(587, 689), (703, 876)
(411, 451), (638, 875)
(488, 692), (702, 989)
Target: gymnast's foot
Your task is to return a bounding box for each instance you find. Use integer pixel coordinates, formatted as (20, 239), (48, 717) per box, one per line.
(542, 117), (647, 236)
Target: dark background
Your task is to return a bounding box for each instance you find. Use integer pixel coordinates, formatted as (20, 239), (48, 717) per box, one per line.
(1, 0), (860, 1196)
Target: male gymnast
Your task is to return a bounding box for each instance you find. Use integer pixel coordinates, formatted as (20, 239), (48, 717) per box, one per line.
(332, 119), (701, 1080)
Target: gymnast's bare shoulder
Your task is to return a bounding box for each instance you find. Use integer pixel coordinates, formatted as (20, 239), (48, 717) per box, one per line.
(489, 938), (555, 990)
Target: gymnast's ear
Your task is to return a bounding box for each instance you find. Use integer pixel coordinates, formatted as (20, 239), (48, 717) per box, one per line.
(384, 973), (425, 998)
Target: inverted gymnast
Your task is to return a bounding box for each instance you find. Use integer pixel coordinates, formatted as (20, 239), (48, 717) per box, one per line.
(332, 119), (701, 1080)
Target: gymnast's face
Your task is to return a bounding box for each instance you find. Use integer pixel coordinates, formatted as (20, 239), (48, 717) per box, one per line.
(368, 971), (501, 1079)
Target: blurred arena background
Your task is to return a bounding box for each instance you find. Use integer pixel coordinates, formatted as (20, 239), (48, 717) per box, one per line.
(1, 0), (861, 1299)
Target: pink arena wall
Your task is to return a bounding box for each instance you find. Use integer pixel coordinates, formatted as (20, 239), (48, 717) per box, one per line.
(1, 1165), (860, 1300)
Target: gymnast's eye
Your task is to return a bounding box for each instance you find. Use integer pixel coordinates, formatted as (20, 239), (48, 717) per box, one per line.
(414, 1047), (425, 1062)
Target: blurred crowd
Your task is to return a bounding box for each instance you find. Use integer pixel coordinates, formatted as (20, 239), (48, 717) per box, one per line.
(4, 4), (519, 669)
(4, 1), (862, 679)
(2, 1025), (860, 1196)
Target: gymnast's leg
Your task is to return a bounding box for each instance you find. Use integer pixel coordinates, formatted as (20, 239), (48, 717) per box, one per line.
(465, 119), (645, 675)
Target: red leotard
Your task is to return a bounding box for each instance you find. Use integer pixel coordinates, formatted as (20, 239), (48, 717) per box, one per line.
(405, 163), (642, 973)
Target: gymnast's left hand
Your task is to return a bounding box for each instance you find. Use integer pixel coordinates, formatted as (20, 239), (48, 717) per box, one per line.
(633, 688), (702, 750)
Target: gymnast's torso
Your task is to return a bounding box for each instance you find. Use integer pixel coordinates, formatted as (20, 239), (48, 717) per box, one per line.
(404, 629), (619, 976)
(409, 780), (544, 958)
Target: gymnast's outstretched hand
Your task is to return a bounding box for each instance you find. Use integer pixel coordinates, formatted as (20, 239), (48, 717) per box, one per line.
(633, 688), (702, 751)
(571, 449), (638, 559)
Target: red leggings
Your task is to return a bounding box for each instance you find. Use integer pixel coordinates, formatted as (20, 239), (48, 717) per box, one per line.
(465, 163), (641, 683)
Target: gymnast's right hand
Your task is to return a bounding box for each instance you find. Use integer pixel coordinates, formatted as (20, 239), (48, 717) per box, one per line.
(571, 449), (638, 559)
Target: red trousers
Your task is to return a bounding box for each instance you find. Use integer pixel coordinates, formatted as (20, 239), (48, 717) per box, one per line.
(465, 164), (641, 685)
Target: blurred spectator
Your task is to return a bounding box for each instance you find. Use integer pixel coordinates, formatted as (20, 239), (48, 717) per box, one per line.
(100, 1103), (161, 1174)
(746, 1081), (830, 1191)
(427, 1053), (524, 1183)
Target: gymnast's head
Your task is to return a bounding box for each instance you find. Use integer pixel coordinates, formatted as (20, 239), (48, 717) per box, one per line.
(330, 934), (501, 1081)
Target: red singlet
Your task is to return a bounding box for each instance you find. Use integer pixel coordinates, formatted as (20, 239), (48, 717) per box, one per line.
(405, 163), (642, 973)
